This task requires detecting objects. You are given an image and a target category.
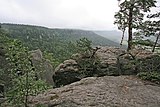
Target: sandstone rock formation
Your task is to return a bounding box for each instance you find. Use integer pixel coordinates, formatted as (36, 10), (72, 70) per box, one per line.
(53, 46), (157, 87)
(53, 59), (80, 87)
(96, 46), (126, 64)
(30, 49), (43, 62)
(30, 49), (54, 85)
(29, 76), (160, 107)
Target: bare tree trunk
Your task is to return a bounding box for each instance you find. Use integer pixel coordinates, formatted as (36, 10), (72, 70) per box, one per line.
(120, 28), (125, 46)
(152, 32), (160, 52)
(128, 6), (133, 51)
(91, 47), (100, 58)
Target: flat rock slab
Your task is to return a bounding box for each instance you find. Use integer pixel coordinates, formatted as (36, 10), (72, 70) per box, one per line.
(29, 76), (160, 107)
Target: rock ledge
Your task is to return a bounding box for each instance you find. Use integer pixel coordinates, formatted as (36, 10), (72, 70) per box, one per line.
(29, 76), (160, 107)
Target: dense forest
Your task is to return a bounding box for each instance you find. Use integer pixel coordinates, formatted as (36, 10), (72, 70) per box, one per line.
(0, 0), (160, 106)
(1, 23), (120, 62)
(0, 23), (123, 106)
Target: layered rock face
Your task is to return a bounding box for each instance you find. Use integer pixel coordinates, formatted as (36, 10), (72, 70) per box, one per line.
(29, 47), (160, 107)
(53, 46), (156, 87)
(52, 47), (123, 87)
(53, 59), (80, 87)
(29, 76), (160, 107)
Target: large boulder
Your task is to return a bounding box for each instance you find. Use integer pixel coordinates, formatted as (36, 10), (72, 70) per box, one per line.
(52, 47), (125, 87)
(53, 56), (107, 87)
(96, 46), (126, 76)
(30, 49), (43, 62)
(117, 49), (158, 75)
(53, 46), (157, 87)
(53, 59), (80, 87)
(29, 76), (160, 107)
(96, 46), (126, 64)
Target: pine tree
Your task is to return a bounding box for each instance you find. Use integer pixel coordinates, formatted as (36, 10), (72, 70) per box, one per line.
(0, 26), (51, 106)
(114, 0), (157, 51)
(143, 11), (159, 52)
(4, 39), (50, 106)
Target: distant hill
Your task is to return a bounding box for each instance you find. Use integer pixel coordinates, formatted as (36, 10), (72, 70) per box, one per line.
(1, 23), (121, 61)
(1, 24), (120, 47)
(94, 30), (128, 44)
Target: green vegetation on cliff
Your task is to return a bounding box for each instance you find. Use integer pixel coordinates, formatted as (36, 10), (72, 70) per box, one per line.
(1, 23), (120, 62)
(0, 28), (50, 107)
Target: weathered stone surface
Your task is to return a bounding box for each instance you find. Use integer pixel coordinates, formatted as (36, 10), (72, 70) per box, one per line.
(30, 49), (54, 85)
(42, 59), (54, 85)
(29, 76), (160, 107)
(53, 59), (80, 87)
(53, 46), (157, 87)
(96, 46), (126, 65)
(54, 59), (78, 73)
(30, 49), (43, 61)
(53, 47), (126, 87)
(130, 48), (155, 59)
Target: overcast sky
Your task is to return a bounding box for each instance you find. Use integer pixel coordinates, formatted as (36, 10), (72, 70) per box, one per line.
(0, 0), (159, 30)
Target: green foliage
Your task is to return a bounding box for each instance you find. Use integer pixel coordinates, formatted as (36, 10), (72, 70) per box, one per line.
(114, 0), (157, 50)
(137, 72), (160, 84)
(137, 55), (160, 72)
(77, 57), (101, 77)
(115, 0), (156, 30)
(133, 5), (160, 52)
(133, 39), (154, 47)
(135, 55), (160, 84)
(35, 104), (47, 107)
(2, 37), (50, 106)
(74, 38), (102, 76)
(43, 51), (60, 68)
(76, 37), (92, 54)
(0, 29), (13, 88)
(1, 23), (119, 63)
(116, 52), (160, 84)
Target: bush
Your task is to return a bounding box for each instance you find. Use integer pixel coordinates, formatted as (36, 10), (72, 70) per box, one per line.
(137, 72), (160, 84)
(135, 55), (160, 84)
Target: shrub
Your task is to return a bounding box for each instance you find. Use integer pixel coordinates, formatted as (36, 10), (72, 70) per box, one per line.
(137, 71), (160, 84)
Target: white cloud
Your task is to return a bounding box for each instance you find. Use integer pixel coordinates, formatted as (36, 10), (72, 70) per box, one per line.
(0, 0), (159, 30)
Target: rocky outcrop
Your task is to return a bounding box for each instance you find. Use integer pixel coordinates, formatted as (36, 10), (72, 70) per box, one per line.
(29, 47), (160, 106)
(29, 76), (160, 107)
(53, 59), (80, 87)
(53, 46), (157, 87)
(30, 49), (54, 85)
(96, 46), (126, 64)
(30, 49), (43, 61)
